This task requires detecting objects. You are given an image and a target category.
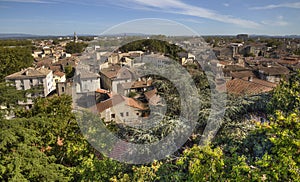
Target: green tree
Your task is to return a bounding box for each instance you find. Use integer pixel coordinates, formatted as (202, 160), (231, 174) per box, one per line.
(0, 46), (34, 81)
(250, 112), (300, 181)
(65, 42), (88, 54)
(0, 118), (69, 181)
(268, 70), (300, 115)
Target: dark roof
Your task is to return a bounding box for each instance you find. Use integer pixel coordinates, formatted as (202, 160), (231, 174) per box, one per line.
(224, 65), (249, 72)
(121, 80), (152, 89)
(231, 71), (255, 79)
(100, 64), (121, 79)
(258, 65), (290, 76)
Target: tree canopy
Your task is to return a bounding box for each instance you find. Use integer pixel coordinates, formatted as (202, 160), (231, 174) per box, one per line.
(0, 46), (34, 81)
(118, 39), (186, 61)
(65, 42), (88, 54)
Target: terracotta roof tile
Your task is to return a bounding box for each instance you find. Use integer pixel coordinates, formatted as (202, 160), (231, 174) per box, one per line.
(95, 93), (148, 112)
(226, 78), (277, 95)
(53, 71), (65, 77)
(125, 97), (148, 110)
(95, 89), (109, 94)
(96, 95), (125, 112)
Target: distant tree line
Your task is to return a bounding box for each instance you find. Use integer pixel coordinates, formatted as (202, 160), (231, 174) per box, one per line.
(0, 40), (32, 47)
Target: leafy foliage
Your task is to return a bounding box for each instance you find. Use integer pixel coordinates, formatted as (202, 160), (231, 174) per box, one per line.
(268, 70), (300, 115)
(65, 42), (88, 54)
(118, 39), (186, 61)
(0, 47), (34, 81)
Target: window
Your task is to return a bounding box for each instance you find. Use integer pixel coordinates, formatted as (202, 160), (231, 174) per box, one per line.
(62, 87), (65, 92)
(111, 114), (115, 119)
(136, 113), (139, 116)
(126, 112), (129, 116)
(120, 112), (124, 117)
(29, 79), (33, 85)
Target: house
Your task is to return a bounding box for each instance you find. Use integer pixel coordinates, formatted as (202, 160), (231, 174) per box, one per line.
(223, 65), (250, 78)
(57, 81), (73, 96)
(75, 69), (101, 93)
(43, 46), (52, 55)
(100, 64), (135, 93)
(5, 67), (55, 106)
(257, 65), (290, 83)
(230, 70), (255, 79)
(108, 53), (120, 64)
(241, 44), (265, 57)
(95, 93), (148, 123)
(73, 68), (101, 108)
(32, 50), (43, 58)
(118, 79), (153, 96)
(53, 71), (66, 87)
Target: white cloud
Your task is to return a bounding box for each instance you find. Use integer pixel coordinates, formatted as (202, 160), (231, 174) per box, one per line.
(223, 3), (229, 7)
(123, 0), (260, 28)
(261, 16), (289, 26)
(251, 2), (300, 10)
(178, 18), (204, 24)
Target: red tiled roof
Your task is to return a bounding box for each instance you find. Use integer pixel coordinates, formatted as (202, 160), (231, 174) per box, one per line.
(226, 77), (277, 95)
(95, 89), (109, 94)
(125, 97), (148, 110)
(96, 95), (124, 112)
(95, 94), (147, 112)
(53, 71), (65, 77)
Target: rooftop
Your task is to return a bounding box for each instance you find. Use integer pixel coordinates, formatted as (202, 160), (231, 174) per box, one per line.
(258, 65), (290, 76)
(96, 93), (148, 113)
(5, 67), (52, 80)
(78, 69), (100, 79)
(226, 77), (277, 95)
(53, 70), (65, 77)
(100, 64), (122, 79)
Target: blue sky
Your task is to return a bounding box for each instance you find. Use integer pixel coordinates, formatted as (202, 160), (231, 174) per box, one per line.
(0, 0), (299, 36)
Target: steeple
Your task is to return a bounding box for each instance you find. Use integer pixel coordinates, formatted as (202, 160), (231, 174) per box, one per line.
(74, 32), (78, 43)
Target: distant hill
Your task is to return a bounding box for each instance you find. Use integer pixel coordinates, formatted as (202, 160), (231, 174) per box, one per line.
(0, 33), (65, 39)
(0, 33), (43, 39)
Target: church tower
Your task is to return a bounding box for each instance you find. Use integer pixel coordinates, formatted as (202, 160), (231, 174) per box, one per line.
(74, 32), (78, 43)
